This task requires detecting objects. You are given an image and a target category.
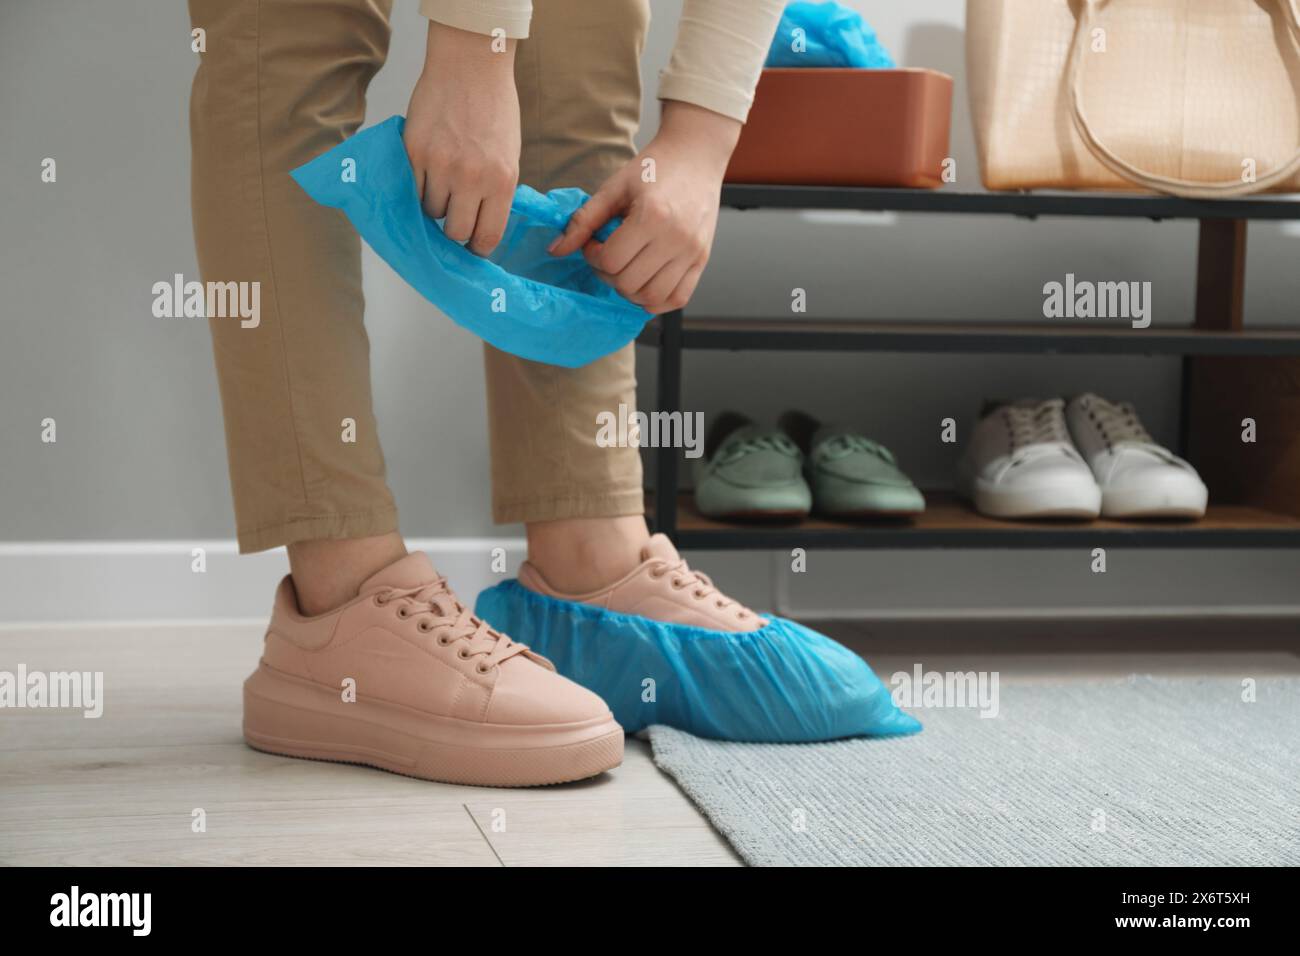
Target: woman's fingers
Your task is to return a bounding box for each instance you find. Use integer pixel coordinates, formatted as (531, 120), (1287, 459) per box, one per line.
(550, 180), (626, 257)
(609, 243), (670, 300)
(413, 150), (454, 221)
(471, 186), (512, 256)
(408, 141), (517, 253)
(659, 261), (705, 314)
(413, 167), (513, 255)
(587, 237), (693, 314)
(591, 216), (652, 276)
(637, 257), (693, 313)
(442, 190), (481, 245)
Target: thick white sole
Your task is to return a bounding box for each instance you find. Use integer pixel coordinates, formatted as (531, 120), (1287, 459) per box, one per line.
(969, 477), (1102, 519)
(1101, 482), (1208, 519)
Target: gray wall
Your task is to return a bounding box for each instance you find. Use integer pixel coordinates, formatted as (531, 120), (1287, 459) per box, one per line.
(3, 0), (1299, 611)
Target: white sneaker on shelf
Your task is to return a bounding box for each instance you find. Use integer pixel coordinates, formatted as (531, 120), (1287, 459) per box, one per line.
(1065, 393), (1208, 518)
(956, 398), (1102, 518)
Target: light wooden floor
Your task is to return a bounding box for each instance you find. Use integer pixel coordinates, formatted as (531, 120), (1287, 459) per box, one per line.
(3, 619), (1296, 866)
(0, 624), (739, 866)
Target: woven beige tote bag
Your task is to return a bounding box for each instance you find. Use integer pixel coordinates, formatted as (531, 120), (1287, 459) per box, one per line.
(967, 0), (1300, 196)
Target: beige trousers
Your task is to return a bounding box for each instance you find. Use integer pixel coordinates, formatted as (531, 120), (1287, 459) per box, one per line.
(189, 0), (647, 553)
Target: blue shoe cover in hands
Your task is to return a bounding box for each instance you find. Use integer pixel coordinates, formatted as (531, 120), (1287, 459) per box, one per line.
(766, 1), (895, 69)
(290, 116), (650, 369)
(474, 580), (921, 742)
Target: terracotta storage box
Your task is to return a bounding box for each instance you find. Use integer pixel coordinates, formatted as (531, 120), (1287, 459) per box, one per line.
(725, 68), (954, 188)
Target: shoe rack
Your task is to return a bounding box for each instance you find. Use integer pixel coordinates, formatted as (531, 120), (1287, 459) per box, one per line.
(642, 185), (1300, 550)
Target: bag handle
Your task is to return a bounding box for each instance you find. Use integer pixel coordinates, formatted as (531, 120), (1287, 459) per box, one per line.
(1068, 0), (1300, 198)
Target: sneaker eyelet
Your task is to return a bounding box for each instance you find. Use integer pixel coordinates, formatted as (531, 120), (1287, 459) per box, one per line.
(436, 635), (452, 646)
(693, 589), (706, 599)
(457, 648), (471, 660)
(396, 606), (409, 619)
(417, 620), (432, 633)
(476, 662), (492, 675)
(373, 594), (388, 607)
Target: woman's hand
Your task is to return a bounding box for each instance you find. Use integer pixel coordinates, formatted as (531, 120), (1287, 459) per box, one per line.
(404, 21), (520, 256)
(549, 101), (741, 314)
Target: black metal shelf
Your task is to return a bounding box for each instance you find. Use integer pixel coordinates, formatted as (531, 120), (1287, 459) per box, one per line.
(721, 184), (1300, 220)
(638, 317), (1300, 356)
(649, 184), (1300, 550)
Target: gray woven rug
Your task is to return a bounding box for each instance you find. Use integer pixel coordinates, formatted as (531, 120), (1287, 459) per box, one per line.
(648, 676), (1300, 866)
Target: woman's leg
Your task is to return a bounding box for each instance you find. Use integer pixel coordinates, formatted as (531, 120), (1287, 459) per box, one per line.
(191, 0), (623, 786)
(487, 0), (653, 591)
(189, 0), (405, 612)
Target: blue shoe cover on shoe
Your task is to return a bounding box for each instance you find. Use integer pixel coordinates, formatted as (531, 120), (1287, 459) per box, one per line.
(290, 115), (650, 369)
(474, 580), (921, 742)
(766, 1), (895, 69)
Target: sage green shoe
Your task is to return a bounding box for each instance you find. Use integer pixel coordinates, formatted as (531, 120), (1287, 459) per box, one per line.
(693, 412), (812, 519)
(780, 411), (925, 517)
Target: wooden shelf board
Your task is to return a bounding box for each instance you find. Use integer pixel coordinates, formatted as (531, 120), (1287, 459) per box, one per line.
(651, 492), (1300, 549)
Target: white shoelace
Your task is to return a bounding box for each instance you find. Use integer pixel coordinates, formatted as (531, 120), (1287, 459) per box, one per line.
(1081, 397), (1155, 447)
(1003, 399), (1072, 451)
(992, 400), (1084, 481)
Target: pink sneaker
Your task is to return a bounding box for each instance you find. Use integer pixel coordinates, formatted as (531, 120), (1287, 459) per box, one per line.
(243, 552), (623, 787)
(519, 534), (767, 632)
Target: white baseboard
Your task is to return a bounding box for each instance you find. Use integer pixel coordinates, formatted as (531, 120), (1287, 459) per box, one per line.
(0, 539), (525, 625)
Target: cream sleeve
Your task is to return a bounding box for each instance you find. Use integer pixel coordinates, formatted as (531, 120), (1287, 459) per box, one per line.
(657, 0), (786, 123)
(419, 0), (785, 121)
(419, 0), (533, 40)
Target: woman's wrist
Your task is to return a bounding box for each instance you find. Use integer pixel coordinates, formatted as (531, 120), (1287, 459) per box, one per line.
(653, 100), (742, 172)
(424, 19), (516, 71)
